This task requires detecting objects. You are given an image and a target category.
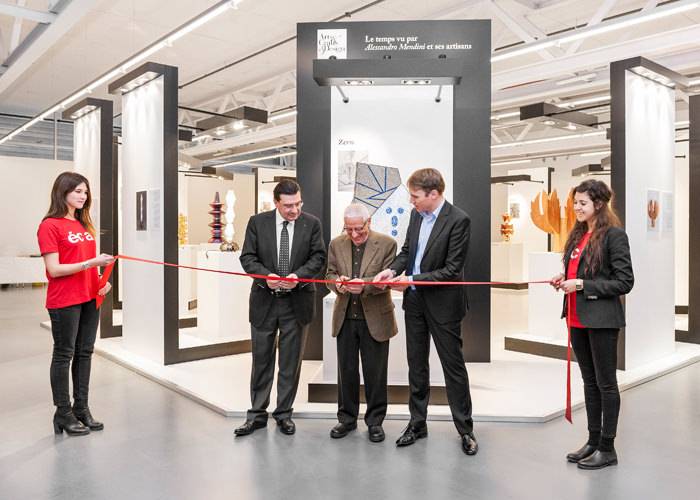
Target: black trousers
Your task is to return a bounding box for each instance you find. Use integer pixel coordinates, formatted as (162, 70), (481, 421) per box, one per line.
(47, 300), (100, 409)
(570, 327), (620, 439)
(247, 296), (307, 423)
(336, 319), (389, 426)
(404, 290), (473, 435)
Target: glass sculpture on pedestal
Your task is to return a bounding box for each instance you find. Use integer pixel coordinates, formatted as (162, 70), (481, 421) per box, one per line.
(208, 192), (223, 243)
(219, 189), (239, 251)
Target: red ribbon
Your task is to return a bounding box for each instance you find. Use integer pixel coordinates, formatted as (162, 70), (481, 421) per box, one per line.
(95, 254), (572, 421)
(96, 254), (551, 298)
(565, 293), (573, 423)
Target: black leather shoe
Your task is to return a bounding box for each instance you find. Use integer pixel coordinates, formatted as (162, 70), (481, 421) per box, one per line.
(395, 424), (427, 446)
(461, 432), (478, 455)
(53, 409), (89, 436)
(277, 418), (296, 435)
(368, 425), (385, 443)
(234, 420), (267, 436)
(577, 449), (618, 470)
(73, 407), (104, 431)
(330, 421), (357, 439)
(567, 443), (597, 463)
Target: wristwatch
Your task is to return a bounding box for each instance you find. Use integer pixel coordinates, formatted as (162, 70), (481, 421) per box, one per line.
(575, 279), (583, 291)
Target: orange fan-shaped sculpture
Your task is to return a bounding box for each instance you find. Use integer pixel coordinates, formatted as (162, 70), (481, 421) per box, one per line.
(565, 189), (576, 232)
(548, 190), (561, 234)
(530, 190), (555, 234)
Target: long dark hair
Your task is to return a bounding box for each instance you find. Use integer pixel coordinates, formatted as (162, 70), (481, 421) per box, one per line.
(44, 171), (95, 236)
(563, 179), (621, 276)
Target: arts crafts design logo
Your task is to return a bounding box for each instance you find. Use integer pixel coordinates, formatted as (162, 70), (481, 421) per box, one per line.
(570, 247), (582, 260)
(67, 231), (94, 244)
(317, 29), (347, 59)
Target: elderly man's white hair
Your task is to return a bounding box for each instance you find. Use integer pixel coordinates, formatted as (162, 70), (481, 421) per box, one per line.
(343, 203), (370, 221)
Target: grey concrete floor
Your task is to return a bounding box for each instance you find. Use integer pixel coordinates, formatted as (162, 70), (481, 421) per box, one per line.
(1, 286), (698, 500)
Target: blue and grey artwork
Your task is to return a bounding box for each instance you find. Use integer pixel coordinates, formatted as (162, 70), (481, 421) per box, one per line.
(371, 184), (411, 241)
(353, 162), (411, 242)
(352, 162), (402, 215)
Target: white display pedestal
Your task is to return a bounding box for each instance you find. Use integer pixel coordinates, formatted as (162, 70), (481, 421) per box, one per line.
(320, 293), (445, 384)
(178, 245), (198, 318)
(0, 256), (48, 284)
(194, 249), (250, 342)
(527, 252), (567, 343)
(491, 242), (524, 282)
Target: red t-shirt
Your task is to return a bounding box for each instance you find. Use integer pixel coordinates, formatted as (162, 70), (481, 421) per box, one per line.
(37, 217), (99, 309)
(566, 232), (592, 328)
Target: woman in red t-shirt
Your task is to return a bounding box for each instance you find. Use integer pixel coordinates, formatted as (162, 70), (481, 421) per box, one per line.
(550, 179), (633, 470)
(37, 172), (114, 437)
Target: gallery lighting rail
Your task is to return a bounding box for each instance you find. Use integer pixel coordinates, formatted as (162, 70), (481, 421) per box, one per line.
(215, 150), (297, 168)
(491, 0), (700, 63)
(491, 130), (607, 149)
(0, 0), (244, 146)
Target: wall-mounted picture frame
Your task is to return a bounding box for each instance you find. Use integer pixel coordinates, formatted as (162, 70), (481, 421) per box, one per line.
(136, 190), (147, 231)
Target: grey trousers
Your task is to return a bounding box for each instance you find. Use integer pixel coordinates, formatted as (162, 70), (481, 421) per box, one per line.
(247, 296), (307, 423)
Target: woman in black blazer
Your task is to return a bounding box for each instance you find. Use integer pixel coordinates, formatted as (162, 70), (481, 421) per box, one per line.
(550, 179), (634, 470)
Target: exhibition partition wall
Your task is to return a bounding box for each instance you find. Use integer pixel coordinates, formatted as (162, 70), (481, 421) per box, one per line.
(610, 57), (684, 369)
(688, 94), (700, 344)
(108, 62), (251, 365)
(62, 98), (116, 339)
(297, 20), (492, 364)
(108, 63), (178, 365)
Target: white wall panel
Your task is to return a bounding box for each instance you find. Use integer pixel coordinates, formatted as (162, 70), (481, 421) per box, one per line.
(73, 109), (101, 248)
(120, 77), (165, 364)
(330, 85), (453, 239)
(624, 72), (676, 369)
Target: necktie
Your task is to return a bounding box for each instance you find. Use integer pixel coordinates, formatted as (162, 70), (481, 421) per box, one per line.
(279, 221), (290, 277)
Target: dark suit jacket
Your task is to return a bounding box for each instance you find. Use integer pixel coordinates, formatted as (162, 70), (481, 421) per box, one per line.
(240, 210), (327, 328)
(390, 200), (470, 324)
(326, 230), (398, 342)
(561, 226), (634, 329)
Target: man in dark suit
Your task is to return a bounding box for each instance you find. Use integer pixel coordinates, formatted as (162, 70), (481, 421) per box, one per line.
(374, 168), (478, 456)
(326, 203), (397, 442)
(234, 180), (326, 437)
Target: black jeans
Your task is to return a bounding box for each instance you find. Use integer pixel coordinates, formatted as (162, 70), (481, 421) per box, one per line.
(48, 300), (99, 410)
(336, 319), (389, 426)
(570, 327), (620, 439)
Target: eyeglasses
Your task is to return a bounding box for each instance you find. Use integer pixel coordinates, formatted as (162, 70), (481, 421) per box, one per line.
(343, 221), (368, 234)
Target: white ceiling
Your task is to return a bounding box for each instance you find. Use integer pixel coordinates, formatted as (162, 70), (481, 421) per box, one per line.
(0, 0), (698, 162)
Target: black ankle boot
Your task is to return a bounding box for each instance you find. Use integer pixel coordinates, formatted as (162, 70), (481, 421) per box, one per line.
(53, 408), (90, 436)
(73, 407), (104, 431)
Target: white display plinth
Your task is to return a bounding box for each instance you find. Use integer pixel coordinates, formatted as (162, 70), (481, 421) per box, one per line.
(0, 256), (47, 284)
(321, 293), (445, 384)
(528, 252), (567, 343)
(178, 245), (198, 317)
(195, 249), (250, 342)
(491, 242), (524, 282)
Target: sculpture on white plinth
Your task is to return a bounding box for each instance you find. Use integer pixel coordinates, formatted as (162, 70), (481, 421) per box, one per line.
(220, 189), (239, 252)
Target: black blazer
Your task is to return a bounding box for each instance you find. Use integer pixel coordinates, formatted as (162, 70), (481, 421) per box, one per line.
(561, 226), (634, 329)
(390, 201), (470, 324)
(240, 210), (327, 327)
